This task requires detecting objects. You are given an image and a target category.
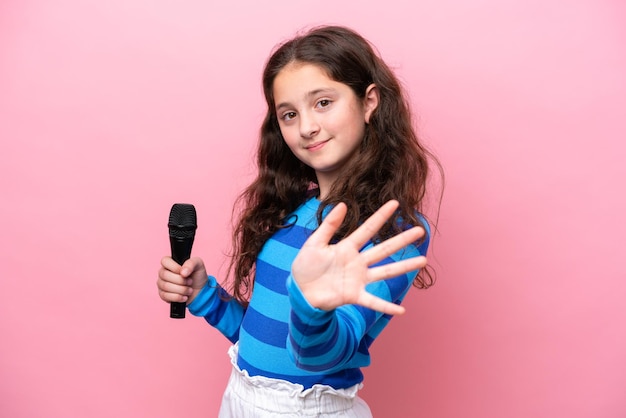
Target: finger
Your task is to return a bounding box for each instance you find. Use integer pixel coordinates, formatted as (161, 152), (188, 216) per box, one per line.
(302, 202), (348, 248)
(361, 226), (425, 266)
(162, 256), (203, 279)
(367, 256), (427, 283)
(180, 257), (205, 278)
(158, 266), (189, 286)
(157, 278), (193, 297)
(345, 200), (399, 249)
(161, 256), (182, 273)
(158, 289), (189, 303)
(356, 290), (406, 316)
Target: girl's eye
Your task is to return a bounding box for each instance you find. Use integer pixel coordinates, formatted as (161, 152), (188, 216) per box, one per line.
(282, 111), (297, 121)
(316, 99), (331, 108)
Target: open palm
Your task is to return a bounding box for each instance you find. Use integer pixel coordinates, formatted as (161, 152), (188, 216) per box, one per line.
(291, 200), (427, 315)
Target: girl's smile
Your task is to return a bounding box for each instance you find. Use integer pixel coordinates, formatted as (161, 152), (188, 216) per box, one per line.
(304, 139), (331, 151)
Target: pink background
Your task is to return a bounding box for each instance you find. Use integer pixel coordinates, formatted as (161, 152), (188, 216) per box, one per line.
(1, 1), (625, 417)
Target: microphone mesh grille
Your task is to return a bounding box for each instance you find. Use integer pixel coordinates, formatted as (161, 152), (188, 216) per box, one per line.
(168, 203), (197, 239)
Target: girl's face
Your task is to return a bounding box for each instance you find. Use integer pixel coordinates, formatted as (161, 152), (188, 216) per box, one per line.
(273, 62), (378, 198)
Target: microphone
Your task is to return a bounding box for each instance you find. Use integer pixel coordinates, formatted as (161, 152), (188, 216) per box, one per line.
(168, 203), (197, 319)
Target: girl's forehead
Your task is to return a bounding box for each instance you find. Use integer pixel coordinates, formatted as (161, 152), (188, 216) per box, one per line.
(273, 64), (345, 103)
(277, 61), (332, 80)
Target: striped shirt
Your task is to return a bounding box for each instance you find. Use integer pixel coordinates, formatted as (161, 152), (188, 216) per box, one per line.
(188, 197), (429, 389)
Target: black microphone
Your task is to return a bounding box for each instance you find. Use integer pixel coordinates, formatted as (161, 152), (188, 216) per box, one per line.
(168, 203), (197, 319)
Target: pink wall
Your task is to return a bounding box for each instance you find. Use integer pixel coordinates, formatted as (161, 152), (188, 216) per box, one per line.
(1, 1), (624, 417)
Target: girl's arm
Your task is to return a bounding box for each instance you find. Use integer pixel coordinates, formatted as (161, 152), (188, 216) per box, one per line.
(187, 276), (245, 343)
(157, 257), (245, 343)
(287, 200), (428, 371)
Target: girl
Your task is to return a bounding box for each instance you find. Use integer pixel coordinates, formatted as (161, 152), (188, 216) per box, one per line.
(157, 25), (440, 417)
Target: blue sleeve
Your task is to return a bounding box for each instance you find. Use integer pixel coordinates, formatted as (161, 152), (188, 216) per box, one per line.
(187, 275), (246, 343)
(286, 230), (428, 372)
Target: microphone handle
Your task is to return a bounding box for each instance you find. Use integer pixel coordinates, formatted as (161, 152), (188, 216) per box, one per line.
(170, 236), (194, 318)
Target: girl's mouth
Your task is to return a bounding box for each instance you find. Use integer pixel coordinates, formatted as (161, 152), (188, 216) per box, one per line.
(305, 139), (330, 151)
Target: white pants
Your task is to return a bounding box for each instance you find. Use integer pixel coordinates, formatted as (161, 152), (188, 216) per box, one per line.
(218, 344), (373, 417)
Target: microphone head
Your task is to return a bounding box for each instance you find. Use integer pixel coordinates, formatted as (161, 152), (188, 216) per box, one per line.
(168, 203), (197, 239)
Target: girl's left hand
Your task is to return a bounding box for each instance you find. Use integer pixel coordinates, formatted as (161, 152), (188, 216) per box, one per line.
(291, 200), (427, 315)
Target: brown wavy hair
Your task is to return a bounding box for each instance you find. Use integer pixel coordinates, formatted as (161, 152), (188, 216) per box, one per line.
(227, 25), (442, 305)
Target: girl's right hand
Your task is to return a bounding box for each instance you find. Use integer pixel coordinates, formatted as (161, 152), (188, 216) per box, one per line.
(157, 256), (208, 305)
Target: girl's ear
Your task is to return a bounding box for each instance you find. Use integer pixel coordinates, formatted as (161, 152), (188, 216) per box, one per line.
(364, 83), (380, 124)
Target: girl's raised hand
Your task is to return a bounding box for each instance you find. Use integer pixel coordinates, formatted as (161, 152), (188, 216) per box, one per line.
(291, 200), (427, 315)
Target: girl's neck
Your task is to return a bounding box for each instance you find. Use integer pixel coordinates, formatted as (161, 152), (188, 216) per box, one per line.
(315, 173), (335, 201)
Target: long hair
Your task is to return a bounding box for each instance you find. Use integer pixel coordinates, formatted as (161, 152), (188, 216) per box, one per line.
(228, 25), (442, 305)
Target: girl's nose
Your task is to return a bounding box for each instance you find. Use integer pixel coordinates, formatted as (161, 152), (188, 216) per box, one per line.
(299, 112), (320, 139)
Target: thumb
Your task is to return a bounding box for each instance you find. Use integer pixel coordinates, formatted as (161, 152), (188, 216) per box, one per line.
(180, 257), (204, 278)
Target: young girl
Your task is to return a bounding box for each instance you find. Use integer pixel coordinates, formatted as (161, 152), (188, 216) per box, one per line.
(157, 25), (439, 417)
